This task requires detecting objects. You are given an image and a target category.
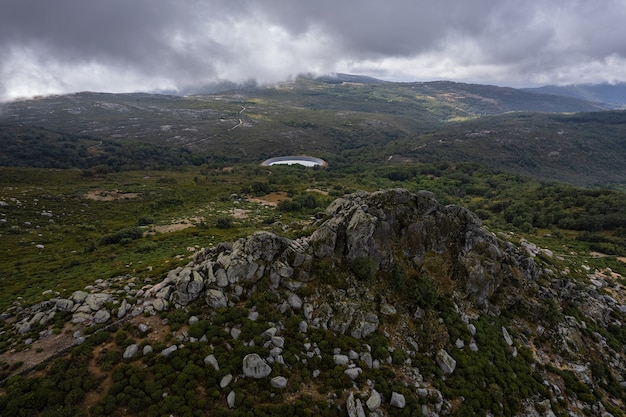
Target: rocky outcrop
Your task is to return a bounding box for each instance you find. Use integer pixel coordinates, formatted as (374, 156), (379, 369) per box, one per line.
(310, 189), (536, 306)
(140, 189), (536, 333)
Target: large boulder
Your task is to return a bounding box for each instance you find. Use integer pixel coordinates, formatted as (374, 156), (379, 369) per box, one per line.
(84, 293), (111, 311)
(242, 353), (272, 378)
(172, 267), (205, 306)
(55, 298), (74, 312)
(390, 392), (406, 408)
(436, 349), (457, 374)
(205, 289), (228, 309)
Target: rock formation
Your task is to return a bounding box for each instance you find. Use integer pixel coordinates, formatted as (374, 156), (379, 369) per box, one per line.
(142, 189), (535, 326)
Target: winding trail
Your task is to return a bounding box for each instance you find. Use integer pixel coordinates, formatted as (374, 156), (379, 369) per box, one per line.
(228, 119), (243, 131)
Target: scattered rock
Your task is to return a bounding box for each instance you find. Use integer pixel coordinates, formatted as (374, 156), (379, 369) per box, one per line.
(346, 392), (360, 417)
(123, 344), (138, 359)
(334, 354), (350, 366)
(153, 298), (168, 312)
(204, 354), (219, 370)
(367, 389), (382, 410)
(17, 321), (31, 335)
(344, 367), (362, 380)
(206, 289), (228, 309)
(117, 299), (130, 318)
(390, 392), (406, 408)
(287, 292), (303, 309)
(84, 293), (111, 311)
(220, 374), (233, 389)
(71, 290), (88, 305)
(161, 345), (178, 357)
(436, 349), (457, 374)
(380, 303), (397, 315)
(93, 309), (110, 324)
(227, 390), (236, 408)
(270, 376), (288, 389)
(502, 326), (513, 346)
(55, 298), (74, 312)
(242, 353), (271, 378)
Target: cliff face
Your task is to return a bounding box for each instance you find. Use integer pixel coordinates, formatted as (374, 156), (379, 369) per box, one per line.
(4, 189), (625, 416)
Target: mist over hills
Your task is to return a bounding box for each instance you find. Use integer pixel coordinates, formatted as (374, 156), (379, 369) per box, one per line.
(522, 82), (626, 108)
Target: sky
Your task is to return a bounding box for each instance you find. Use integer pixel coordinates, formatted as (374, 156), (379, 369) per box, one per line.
(2, 0), (626, 101)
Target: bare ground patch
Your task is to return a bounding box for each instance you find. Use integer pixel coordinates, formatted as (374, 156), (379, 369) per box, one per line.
(231, 208), (250, 219)
(147, 216), (204, 234)
(0, 321), (83, 373)
(306, 188), (329, 195)
(85, 190), (140, 201)
(247, 192), (289, 207)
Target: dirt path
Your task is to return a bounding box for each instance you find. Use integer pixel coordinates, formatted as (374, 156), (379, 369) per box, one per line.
(0, 322), (82, 376)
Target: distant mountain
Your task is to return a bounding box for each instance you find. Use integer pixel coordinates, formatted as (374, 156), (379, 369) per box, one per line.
(522, 83), (626, 108)
(315, 73), (385, 84)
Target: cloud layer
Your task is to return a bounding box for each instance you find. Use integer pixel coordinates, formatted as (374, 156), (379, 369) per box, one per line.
(2, 0), (626, 100)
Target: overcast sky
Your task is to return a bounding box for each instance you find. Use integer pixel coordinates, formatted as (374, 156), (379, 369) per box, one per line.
(2, 0), (626, 101)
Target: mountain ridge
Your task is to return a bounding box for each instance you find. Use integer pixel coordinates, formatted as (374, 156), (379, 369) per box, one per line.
(3, 76), (626, 186)
(522, 82), (626, 108)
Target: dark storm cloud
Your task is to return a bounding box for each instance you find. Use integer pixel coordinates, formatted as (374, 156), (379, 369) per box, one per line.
(0, 0), (224, 76)
(250, 0), (498, 56)
(1, 0), (626, 100)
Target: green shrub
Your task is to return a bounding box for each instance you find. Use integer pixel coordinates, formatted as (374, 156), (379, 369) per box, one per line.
(215, 217), (233, 229)
(349, 256), (377, 282)
(100, 227), (143, 245)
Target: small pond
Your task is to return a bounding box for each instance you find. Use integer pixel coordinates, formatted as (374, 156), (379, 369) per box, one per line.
(260, 156), (327, 168)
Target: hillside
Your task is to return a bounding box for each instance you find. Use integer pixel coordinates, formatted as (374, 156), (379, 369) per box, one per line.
(2, 77), (625, 186)
(1, 189), (624, 416)
(386, 111), (626, 187)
